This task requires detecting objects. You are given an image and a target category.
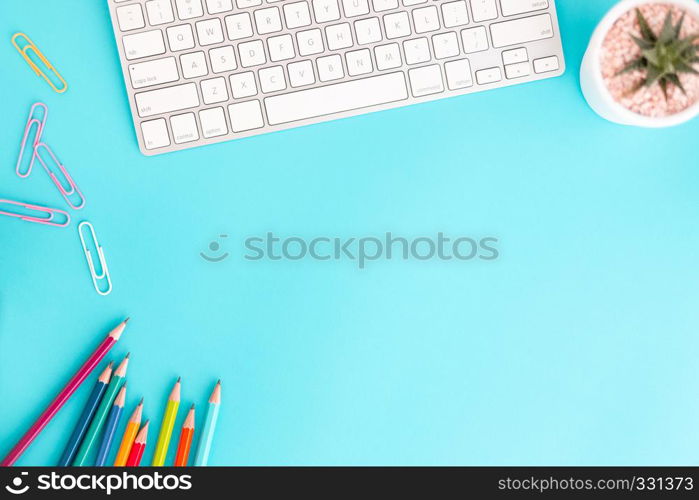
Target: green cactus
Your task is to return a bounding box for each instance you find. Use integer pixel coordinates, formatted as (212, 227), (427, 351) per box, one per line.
(618, 8), (699, 98)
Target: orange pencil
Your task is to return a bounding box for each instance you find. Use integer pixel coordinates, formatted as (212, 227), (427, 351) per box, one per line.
(113, 398), (143, 466)
(174, 405), (195, 466)
(125, 420), (149, 467)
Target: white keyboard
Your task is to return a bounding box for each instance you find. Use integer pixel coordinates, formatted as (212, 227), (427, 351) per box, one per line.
(107, 0), (565, 155)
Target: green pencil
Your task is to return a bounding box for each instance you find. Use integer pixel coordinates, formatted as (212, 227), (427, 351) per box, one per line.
(73, 354), (129, 465)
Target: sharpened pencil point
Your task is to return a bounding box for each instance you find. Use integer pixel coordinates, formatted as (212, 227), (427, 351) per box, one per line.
(177, 376), (181, 383)
(191, 403), (195, 409)
(139, 397), (144, 405)
(124, 317), (130, 324)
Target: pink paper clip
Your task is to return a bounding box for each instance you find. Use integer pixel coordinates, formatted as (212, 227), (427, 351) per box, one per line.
(0, 198), (70, 227)
(33, 142), (86, 210)
(16, 102), (48, 178)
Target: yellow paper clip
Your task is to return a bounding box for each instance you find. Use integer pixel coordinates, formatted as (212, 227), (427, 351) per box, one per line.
(11, 33), (68, 94)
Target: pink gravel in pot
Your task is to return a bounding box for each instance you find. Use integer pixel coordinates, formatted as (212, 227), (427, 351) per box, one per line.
(600, 3), (699, 117)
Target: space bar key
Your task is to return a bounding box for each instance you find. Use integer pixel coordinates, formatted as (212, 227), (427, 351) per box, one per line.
(264, 72), (409, 126)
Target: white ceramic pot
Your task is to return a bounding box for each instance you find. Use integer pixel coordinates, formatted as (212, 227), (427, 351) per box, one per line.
(580, 0), (699, 127)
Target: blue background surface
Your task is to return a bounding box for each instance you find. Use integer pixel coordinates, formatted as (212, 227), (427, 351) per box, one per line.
(1, 0), (698, 466)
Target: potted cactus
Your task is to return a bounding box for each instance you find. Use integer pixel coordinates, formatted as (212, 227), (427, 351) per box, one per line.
(581, 0), (699, 127)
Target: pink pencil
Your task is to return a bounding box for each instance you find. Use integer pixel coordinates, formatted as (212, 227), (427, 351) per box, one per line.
(0, 318), (129, 466)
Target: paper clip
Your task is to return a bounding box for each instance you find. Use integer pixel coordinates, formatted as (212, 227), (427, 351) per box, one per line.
(11, 33), (68, 94)
(16, 102), (49, 177)
(0, 198), (70, 227)
(78, 222), (113, 296)
(33, 143), (86, 210)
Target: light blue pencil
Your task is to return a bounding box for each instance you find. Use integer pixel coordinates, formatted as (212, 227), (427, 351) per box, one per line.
(193, 380), (220, 466)
(94, 385), (127, 466)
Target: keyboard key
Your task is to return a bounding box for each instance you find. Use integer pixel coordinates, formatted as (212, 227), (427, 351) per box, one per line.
(205, 0), (234, 14)
(196, 18), (224, 45)
(210, 45), (237, 72)
(254, 7), (283, 34)
(355, 18), (382, 45)
(170, 113), (200, 143)
(288, 60), (316, 87)
(502, 47), (528, 64)
(533, 55), (559, 73)
(408, 64), (444, 96)
(471, 0), (497, 22)
(342, 0), (369, 17)
(461, 26), (488, 53)
(346, 48), (373, 76)
(237, 0), (263, 7)
(297, 28), (324, 56)
(129, 57), (179, 89)
(230, 71), (258, 97)
(441, 1), (469, 28)
(264, 72), (408, 125)
(229, 100), (264, 132)
(123, 30), (166, 60)
(225, 13), (254, 40)
(500, 0), (549, 17)
(145, 1), (175, 25)
(374, 43), (401, 70)
(238, 39), (266, 67)
(372, 0), (398, 12)
(475, 66), (502, 84)
(317, 54), (344, 81)
(326, 23), (353, 50)
(181, 51), (208, 78)
(268, 34), (295, 61)
(199, 107), (228, 137)
(312, 0), (341, 23)
(117, 4), (145, 31)
(490, 14), (553, 48)
(176, 0), (204, 19)
(384, 11), (411, 39)
(166, 24), (196, 51)
(413, 6), (440, 34)
(403, 37), (430, 65)
(444, 58), (473, 89)
(505, 61), (530, 78)
(136, 83), (200, 117)
(260, 66), (287, 92)
(201, 76), (229, 103)
(432, 32), (459, 59)
(283, 2), (312, 29)
(141, 118), (170, 149)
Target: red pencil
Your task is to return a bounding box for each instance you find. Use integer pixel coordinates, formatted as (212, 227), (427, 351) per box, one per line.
(1, 318), (129, 466)
(125, 421), (149, 467)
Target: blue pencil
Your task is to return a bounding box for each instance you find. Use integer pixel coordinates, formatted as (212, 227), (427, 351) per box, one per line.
(194, 380), (221, 466)
(94, 384), (127, 466)
(57, 363), (112, 466)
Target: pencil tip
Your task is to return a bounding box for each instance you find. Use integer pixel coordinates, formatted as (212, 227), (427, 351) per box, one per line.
(191, 403), (195, 409)
(124, 317), (130, 324)
(176, 376), (181, 383)
(125, 352), (130, 359)
(217, 379), (221, 385)
(107, 361), (113, 368)
(139, 397), (144, 405)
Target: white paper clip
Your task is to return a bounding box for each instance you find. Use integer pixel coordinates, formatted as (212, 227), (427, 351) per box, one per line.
(78, 221), (112, 296)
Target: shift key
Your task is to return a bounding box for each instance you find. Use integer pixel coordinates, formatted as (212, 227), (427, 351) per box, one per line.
(135, 83), (200, 117)
(490, 14), (553, 48)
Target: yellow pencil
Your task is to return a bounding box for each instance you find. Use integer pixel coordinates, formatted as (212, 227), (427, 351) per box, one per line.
(151, 377), (181, 466)
(113, 398), (143, 466)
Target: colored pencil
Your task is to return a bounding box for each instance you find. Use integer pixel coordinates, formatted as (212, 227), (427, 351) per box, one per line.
(94, 384), (127, 466)
(151, 377), (181, 466)
(125, 420), (149, 467)
(194, 380), (221, 466)
(0, 318), (129, 466)
(73, 353), (130, 465)
(113, 399), (143, 466)
(57, 363), (113, 466)
(174, 405), (195, 466)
